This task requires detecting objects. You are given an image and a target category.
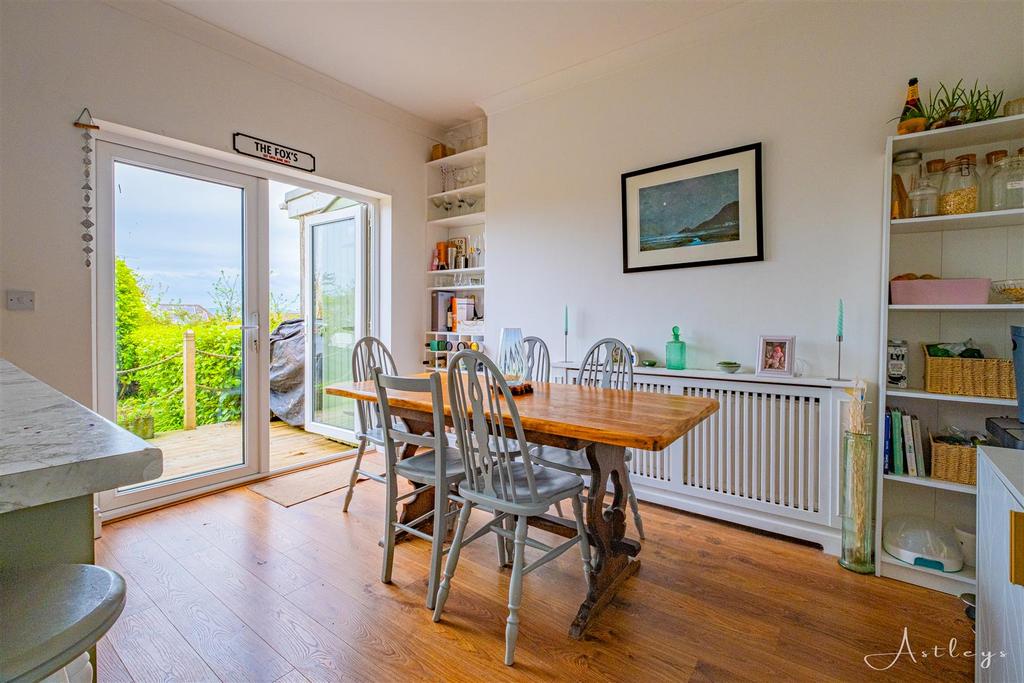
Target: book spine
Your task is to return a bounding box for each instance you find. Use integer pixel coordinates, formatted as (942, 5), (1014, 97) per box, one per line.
(883, 411), (892, 474)
(912, 417), (926, 477)
(903, 413), (917, 476)
(892, 408), (904, 475)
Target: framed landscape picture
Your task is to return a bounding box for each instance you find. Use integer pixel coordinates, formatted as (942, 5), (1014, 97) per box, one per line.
(621, 143), (762, 273)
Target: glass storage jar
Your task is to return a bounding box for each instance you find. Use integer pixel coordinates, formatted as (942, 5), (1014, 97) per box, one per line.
(997, 150), (1024, 211)
(939, 157), (979, 215)
(891, 151), (922, 219)
(908, 175), (939, 217)
(980, 150), (1008, 211)
(925, 158), (945, 187)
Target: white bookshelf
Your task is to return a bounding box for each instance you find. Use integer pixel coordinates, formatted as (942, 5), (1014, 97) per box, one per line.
(424, 120), (488, 370)
(875, 114), (1024, 596)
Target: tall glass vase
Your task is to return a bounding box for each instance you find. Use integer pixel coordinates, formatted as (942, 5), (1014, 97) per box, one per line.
(497, 327), (526, 386)
(839, 430), (876, 573)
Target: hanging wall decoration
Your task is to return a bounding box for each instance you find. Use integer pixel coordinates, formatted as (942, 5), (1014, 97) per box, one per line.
(73, 108), (99, 267)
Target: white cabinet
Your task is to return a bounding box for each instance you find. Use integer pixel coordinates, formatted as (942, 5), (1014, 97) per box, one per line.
(976, 446), (1024, 682)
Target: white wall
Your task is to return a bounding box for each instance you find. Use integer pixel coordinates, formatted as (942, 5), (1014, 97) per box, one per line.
(0, 0), (440, 403)
(485, 1), (1023, 385)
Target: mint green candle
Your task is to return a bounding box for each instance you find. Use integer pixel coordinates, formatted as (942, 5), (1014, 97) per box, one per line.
(837, 299), (844, 339)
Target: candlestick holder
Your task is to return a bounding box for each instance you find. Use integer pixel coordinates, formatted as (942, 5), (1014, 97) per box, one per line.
(828, 334), (846, 381)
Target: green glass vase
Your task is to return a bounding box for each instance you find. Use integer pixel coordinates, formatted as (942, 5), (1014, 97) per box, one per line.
(838, 430), (876, 573)
(666, 325), (686, 370)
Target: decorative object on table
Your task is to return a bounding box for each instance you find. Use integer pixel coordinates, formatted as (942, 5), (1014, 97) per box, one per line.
(922, 340), (1016, 399)
(886, 339), (908, 388)
(665, 325), (686, 370)
(992, 279), (1024, 303)
(890, 151), (922, 219)
(755, 335), (795, 377)
(508, 382), (534, 396)
(839, 382), (874, 574)
(621, 143), (762, 272)
(828, 298), (846, 381)
(894, 77), (927, 135)
(497, 327), (527, 386)
(1005, 97), (1024, 117)
(716, 361), (741, 374)
(890, 273), (990, 305)
(73, 107), (99, 268)
(640, 359), (657, 367)
(882, 515), (964, 573)
(939, 155), (979, 215)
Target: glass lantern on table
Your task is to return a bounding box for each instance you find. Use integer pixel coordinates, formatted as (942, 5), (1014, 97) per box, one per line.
(497, 328), (526, 386)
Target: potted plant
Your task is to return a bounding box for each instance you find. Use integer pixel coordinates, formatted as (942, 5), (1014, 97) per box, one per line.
(893, 79), (1005, 134)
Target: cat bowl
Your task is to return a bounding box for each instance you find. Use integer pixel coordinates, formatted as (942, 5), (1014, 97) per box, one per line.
(717, 361), (741, 373)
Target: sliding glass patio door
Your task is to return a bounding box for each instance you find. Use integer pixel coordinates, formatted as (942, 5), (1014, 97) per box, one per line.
(96, 142), (263, 512)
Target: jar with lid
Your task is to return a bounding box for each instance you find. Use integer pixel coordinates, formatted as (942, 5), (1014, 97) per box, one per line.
(994, 148), (1024, 211)
(891, 151), (922, 219)
(980, 150), (1008, 211)
(909, 175), (939, 217)
(939, 157), (979, 215)
(925, 158), (945, 187)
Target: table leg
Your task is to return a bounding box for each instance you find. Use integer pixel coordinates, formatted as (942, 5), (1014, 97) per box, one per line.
(569, 442), (641, 639)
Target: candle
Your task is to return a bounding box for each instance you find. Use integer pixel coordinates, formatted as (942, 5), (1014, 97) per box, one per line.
(837, 298), (845, 339)
(563, 305), (569, 335)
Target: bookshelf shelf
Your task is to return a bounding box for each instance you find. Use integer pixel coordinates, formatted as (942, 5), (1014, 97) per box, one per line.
(882, 474), (976, 495)
(876, 113), (1024, 596)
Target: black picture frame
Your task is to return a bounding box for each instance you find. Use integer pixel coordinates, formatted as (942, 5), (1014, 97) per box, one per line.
(621, 142), (763, 273)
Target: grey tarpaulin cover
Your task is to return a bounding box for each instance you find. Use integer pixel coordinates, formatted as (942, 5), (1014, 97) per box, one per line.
(269, 318), (305, 426)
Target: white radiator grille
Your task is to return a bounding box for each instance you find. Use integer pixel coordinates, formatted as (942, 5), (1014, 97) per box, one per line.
(675, 387), (821, 513)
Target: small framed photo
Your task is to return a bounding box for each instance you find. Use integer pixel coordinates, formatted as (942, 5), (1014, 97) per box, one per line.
(756, 336), (795, 377)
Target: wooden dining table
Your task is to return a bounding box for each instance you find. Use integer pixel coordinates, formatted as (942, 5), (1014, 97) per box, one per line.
(326, 375), (718, 638)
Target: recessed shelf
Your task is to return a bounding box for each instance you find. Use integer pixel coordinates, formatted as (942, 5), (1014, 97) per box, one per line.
(426, 330), (486, 337)
(890, 208), (1024, 234)
(888, 303), (1024, 311)
(883, 473), (976, 495)
(880, 554), (976, 585)
(427, 284), (484, 292)
(425, 145), (487, 168)
(426, 267), (484, 276)
(885, 388), (1017, 407)
(427, 212), (486, 229)
(891, 113), (1024, 155)
(427, 183), (485, 201)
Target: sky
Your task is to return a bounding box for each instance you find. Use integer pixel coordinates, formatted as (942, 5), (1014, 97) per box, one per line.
(114, 163), (301, 314)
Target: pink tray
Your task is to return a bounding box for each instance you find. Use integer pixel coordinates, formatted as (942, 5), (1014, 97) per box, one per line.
(890, 278), (991, 305)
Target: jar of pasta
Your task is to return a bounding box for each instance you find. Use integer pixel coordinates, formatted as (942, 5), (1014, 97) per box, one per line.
(939, 157), (979, 215)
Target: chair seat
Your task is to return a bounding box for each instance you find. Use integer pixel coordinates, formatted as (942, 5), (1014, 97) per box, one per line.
(458, 462), (583, 514)
(395, 448), (465, 485)
(531, 445), (632, 474)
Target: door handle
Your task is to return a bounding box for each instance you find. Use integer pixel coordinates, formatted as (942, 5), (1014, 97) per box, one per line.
(1011, 510), (1024, 587)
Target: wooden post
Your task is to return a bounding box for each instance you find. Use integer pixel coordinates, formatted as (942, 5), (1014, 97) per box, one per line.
(183, 329), (196, 430)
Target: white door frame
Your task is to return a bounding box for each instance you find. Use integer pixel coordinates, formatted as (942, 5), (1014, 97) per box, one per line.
(303, 205), (367, 443)
(95, 142), (264, 512)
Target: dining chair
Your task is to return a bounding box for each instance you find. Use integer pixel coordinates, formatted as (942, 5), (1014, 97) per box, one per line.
(432, 350), (592, 666)
(342, 336), (398, 513)
(522, 335), (550, 383)
(530, 337), (646, 539)
(371, 367), (466, 609)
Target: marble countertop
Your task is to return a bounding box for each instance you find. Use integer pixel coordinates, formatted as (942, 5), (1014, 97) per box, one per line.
(979, 445), (1024, 507)
(0, 360), (162, 513)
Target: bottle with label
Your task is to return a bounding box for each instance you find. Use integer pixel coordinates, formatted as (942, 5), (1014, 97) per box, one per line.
(666, 325), (686, 370)
(896, 78), (926, 135)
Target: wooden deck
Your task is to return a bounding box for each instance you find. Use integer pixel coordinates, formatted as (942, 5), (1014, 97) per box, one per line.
(147, 421), (353, 484)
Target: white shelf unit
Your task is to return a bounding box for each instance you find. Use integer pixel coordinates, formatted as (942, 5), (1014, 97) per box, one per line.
(424, 120), (487, 370)
(876, 114), (1024, 596)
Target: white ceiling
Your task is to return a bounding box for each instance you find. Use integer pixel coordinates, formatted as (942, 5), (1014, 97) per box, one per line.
(165, 1), (737, 128)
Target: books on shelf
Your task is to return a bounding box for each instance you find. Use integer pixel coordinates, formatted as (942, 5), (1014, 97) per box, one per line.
(883, 408), (929, 477)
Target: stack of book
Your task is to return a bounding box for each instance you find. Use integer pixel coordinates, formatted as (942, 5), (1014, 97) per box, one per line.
(883, 408), (928, 477)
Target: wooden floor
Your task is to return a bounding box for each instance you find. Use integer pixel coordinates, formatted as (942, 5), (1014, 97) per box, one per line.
(147, 421), (352, 484)
(95, 476), (974, 682)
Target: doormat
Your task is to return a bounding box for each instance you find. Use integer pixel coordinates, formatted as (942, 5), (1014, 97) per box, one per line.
(248, 452), (382, 507)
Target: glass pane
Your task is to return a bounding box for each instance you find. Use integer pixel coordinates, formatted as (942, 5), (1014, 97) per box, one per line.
(311, 216), (357, 432)
(113, 162), (245, 488)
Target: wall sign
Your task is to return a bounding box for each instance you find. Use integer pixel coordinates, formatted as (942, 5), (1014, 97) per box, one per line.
(233, 133), (315, 172)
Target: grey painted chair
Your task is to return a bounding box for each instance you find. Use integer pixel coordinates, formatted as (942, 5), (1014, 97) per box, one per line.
(531, 337), (646, 539)
(372, 368), (466, 609)
(522, 336), (551, 383)
(432, 350), (591, 666)
(342, 336), (399, 513)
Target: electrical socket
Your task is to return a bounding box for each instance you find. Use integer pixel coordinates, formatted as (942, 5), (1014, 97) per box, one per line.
(6, 290), (35, 311)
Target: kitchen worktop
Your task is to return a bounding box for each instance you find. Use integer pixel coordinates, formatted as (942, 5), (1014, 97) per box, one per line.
(0, 359), (162, 513)
(979, 445), (1024, 507)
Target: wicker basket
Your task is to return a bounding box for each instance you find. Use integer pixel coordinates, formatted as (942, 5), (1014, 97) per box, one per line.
(921, 344), (1016, 399)
(929, 436), (977, 486)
